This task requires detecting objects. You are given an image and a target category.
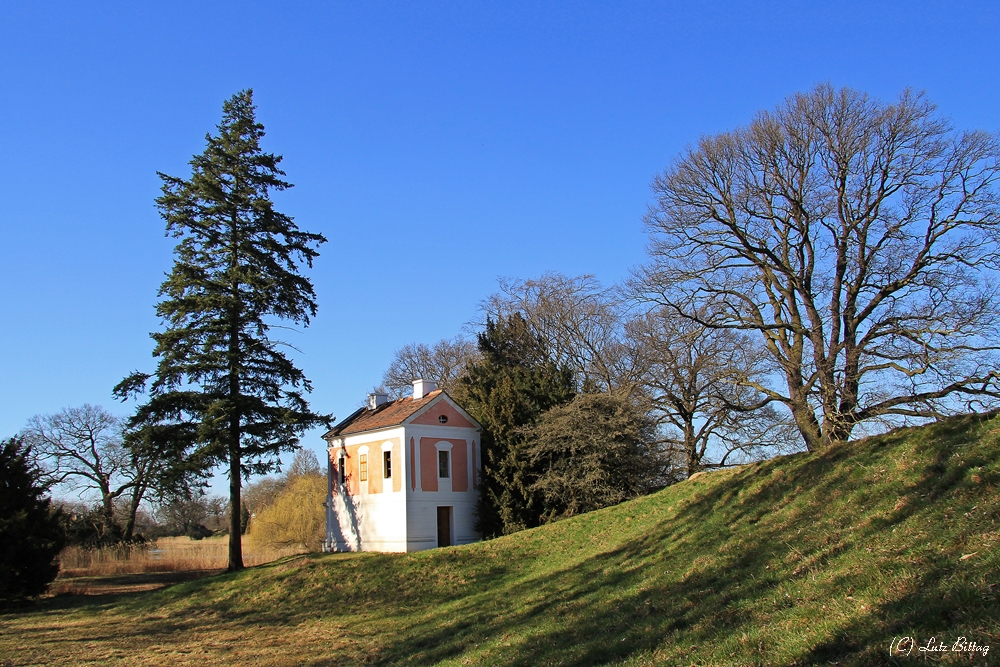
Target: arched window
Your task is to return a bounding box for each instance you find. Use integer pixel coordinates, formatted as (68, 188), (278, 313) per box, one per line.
(434, 440), (454, 479)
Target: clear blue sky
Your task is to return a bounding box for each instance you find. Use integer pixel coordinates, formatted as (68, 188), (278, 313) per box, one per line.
(2, 2), (998, 494)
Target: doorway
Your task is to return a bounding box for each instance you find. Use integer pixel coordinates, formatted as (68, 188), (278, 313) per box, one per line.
(436, 506), (452, 547)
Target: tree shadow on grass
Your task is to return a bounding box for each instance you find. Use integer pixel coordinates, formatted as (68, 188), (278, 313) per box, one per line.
(85, 418), (993, 664)
(48, 569), (225, 598)
(356, 415), (1000, 666)
(339, 530), (784, 666)
(0, 569), (227, 616)
(8, 414), (996, 666)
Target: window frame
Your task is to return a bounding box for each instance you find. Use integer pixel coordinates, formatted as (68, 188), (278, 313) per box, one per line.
(438, 449), (450, 479)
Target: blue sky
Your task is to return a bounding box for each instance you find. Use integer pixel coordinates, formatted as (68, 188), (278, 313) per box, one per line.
(2, 1), (998, 495)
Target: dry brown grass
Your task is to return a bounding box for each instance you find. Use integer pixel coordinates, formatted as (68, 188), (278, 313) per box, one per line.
(49, 536), (307, 596)
(56, 536), (304, 578)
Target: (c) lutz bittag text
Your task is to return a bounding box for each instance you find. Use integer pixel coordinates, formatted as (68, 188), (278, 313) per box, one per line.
(890, 635), (990, 658)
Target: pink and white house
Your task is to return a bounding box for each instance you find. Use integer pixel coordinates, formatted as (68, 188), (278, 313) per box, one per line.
(322, 379), (483, 552)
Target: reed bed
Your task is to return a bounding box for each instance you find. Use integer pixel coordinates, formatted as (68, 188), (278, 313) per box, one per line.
(58, 536), (305, 577)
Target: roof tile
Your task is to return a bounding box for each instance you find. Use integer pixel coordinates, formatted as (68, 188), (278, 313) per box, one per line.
(325, 390), (445, 437)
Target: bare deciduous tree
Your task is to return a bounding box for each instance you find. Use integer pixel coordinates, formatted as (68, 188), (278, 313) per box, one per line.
(242, 475), (286, 516)
(381, 337), (478, 398)
(641, 85), (1000, 451)
(484, 273), (793, 474)
(285, 448), (322, 479)
(155, 493), (228, 538)
(21, 405), (156, 540)
(626, 307), (799, 476)
(480, 273), (642, 397)
(242, 448), (323, 533)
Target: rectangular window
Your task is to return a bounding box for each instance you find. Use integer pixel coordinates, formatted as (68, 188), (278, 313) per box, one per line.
(383, 450), (392, 479)
(338, 455), (346, 485)
(438, 450), (450, 478)
(359, 454), (368, 482)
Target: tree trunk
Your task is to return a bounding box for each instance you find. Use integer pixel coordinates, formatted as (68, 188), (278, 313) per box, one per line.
(683, 419), (698, 478)
(228, 210), (244, 572)
(227, 310), (244, 570)
(821, 415), (854, 449)
(788, 393), (823, 453)
(123, 481), (145, 542)
(100, 486), (117, 537)
(228, 437), (243, 571)
(124, 493), (138, 541)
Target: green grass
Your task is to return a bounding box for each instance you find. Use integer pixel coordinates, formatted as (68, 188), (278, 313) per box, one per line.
(2, 413), (998, 666)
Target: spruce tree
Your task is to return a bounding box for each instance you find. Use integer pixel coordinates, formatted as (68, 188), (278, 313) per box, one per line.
(116, 90), (328, 571)
(454, 314), (575, 536)
(0, 437), (65, 602)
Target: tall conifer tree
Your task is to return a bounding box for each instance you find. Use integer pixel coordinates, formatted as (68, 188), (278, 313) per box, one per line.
(116, 90), (328, 571)
(454, 314), (575, 536)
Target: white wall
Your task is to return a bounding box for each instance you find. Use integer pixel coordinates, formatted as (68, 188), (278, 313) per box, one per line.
(325, 421), (482, 552)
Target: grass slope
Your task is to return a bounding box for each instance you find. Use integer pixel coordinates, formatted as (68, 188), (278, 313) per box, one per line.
(2, 413), (998, 666)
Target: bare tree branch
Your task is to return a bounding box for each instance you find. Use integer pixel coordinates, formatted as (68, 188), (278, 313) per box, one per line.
(21, 405), (158, 541)
(638, 85), (1000, 450)
(380, 337), (479, 399)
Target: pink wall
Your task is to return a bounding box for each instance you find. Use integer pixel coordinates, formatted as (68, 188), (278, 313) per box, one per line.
(420, 441), (438, 492)
(411, 400), (475, 428)
(368, 450), (382, 494)
(452, 440), (468, 492)
(420, 437), (469, 492)
(342, 444), (359, 495)
(410, 438), (416, 491)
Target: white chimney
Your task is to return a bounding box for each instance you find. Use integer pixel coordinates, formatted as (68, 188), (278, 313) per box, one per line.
(367, 392), (388, 410)
(412, 379), (437, 400)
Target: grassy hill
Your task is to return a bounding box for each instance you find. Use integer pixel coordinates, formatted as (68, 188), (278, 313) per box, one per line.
(2, 413), (998, 666)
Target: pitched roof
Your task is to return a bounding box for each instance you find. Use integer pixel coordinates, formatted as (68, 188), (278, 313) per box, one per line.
(324, 390), (445, 438)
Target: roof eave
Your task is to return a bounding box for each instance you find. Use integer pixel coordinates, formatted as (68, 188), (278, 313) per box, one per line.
(322, 406), (369, 439)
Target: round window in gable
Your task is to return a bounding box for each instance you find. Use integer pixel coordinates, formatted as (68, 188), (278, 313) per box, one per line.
(438, 415), (448, 424)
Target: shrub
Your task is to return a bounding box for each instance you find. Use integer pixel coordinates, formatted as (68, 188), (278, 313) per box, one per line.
(523, 393), (664, 521)
(247, 473), (325, 551)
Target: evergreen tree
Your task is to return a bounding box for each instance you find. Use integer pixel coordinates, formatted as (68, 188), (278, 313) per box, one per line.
(115, 90), (328, 571)
(523, 393), (663, 522)
(454, 313), (575, 536)
(0, 437), (65, 602)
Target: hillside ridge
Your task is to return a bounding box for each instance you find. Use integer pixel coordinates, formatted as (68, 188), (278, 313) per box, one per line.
(2, 412), (998, 665)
